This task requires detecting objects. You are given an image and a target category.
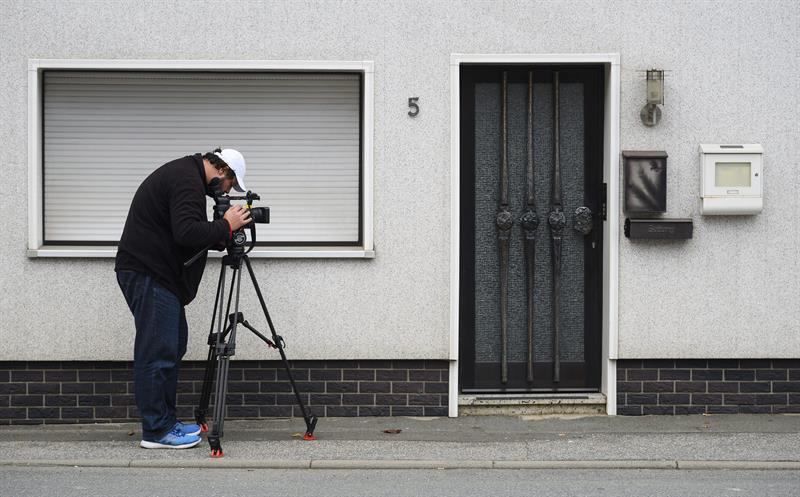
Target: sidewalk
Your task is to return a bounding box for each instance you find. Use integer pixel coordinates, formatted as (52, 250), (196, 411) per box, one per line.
(1, 414), (799, 470)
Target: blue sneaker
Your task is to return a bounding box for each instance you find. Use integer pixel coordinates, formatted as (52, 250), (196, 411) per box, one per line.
(140, 424), (201, 449)
(177, 420), (202, 436)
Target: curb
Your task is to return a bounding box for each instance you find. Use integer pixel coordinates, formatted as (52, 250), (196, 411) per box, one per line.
(1, 459), (799, 470)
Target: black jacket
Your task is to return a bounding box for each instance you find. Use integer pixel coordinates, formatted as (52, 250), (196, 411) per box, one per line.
(115, 154), (230, 305)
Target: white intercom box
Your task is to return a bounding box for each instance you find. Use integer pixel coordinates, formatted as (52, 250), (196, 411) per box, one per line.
(700, 144), (763, 215)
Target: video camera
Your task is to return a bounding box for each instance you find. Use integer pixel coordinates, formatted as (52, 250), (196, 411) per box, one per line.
(185, 179), (270, 268)
(208, 178), (270, 252)
(212, 190), (270, 225)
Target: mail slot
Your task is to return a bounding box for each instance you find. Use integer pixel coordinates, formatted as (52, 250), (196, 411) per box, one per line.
(624, 218), (693, 239)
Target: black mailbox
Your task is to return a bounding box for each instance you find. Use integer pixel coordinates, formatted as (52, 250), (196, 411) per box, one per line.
(624, 218), (693, 239)
(622, 151), (668, 214)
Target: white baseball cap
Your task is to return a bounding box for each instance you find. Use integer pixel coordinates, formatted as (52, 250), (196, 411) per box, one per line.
(214, 148), (247, 192)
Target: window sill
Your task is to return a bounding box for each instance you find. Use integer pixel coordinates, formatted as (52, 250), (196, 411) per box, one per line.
(27, 246), (376, 259)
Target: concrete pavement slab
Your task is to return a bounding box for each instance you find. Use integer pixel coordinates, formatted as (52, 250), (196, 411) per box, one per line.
(0, 415), (797, 470)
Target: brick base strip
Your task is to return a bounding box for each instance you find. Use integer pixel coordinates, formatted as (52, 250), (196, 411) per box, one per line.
(617, 359), (800, 415)
(0, 360), (449, 424)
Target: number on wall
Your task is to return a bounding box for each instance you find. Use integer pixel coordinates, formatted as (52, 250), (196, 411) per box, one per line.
(408, 97), (419, 117)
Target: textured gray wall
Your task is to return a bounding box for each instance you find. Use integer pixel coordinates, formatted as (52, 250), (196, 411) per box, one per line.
(0, 0), (797, 360)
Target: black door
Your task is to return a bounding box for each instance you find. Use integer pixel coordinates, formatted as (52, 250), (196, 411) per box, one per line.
(459, 65), (605, 393)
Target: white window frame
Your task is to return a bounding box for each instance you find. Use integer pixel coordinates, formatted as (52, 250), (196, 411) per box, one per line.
(27, 59), (375, 259)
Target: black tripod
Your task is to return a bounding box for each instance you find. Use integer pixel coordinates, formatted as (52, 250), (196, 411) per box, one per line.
(190, 231), (318, 458)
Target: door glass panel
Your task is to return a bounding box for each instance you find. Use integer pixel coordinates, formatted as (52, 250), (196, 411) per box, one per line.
(472, 79), (585, 369)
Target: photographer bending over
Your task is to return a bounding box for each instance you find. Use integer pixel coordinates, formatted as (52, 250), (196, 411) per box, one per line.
(115, 149), (252, 449)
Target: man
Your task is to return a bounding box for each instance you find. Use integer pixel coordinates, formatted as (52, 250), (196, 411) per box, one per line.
(115, 148), (252, 449)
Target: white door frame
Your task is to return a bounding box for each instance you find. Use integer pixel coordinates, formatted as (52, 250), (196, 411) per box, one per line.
(448, 54), (620, 416)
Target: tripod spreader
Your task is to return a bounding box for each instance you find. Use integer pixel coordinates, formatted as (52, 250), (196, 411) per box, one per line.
(226, 312), (282, 350)
(195, 253), (318, 458)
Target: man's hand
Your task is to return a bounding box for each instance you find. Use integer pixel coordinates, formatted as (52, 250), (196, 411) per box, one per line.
(223, 205), (252, 231)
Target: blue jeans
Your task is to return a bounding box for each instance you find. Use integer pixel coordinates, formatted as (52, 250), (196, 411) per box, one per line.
(116, 270), (188, 441)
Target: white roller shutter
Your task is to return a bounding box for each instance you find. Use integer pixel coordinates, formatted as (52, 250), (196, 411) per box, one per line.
(43, 71), (362, 244)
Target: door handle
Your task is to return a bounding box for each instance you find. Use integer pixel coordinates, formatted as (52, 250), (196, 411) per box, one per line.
(573, 206), (593, 235)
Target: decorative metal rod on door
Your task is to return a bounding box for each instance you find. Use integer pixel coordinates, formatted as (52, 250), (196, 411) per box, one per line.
(521, 71), (539, 383)
(547, 71), (566, 383)
(496, 71), (513, 384)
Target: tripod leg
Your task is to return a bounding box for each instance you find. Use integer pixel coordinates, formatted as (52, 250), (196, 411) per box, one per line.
(243, 256), (318, 440)
(195, 347), (216, 433)
(208, 264), (240, 458)
(195, 264), (226, 432)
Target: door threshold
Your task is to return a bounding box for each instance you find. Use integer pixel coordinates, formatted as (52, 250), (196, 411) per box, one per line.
(458, 393), (606, 416)
(460, 392), (606, 405)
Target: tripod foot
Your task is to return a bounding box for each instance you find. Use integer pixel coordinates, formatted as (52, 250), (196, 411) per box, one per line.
(301, 415), (318, 440)
(194, 410), (209, 434)
(208, 436), (223, 458)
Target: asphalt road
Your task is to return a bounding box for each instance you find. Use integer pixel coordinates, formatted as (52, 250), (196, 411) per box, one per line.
(1, 467), (798, 497)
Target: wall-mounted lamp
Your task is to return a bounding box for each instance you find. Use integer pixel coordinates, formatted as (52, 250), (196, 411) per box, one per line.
(640, 69), (665, 127)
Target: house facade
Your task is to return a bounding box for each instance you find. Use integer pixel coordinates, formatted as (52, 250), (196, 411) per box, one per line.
(1, 0), (798, 424)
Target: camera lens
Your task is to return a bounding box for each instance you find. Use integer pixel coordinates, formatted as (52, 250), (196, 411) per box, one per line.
(249, 207), (270, 224)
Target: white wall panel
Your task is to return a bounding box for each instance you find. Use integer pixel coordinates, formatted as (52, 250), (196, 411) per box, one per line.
(1, 0), (798, 360)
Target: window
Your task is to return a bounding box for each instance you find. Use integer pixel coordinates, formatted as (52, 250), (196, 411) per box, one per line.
(28, 60), (374, 257)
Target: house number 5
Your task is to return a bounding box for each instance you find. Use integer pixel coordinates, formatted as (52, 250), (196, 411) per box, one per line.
(408, 97), (420, 117)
